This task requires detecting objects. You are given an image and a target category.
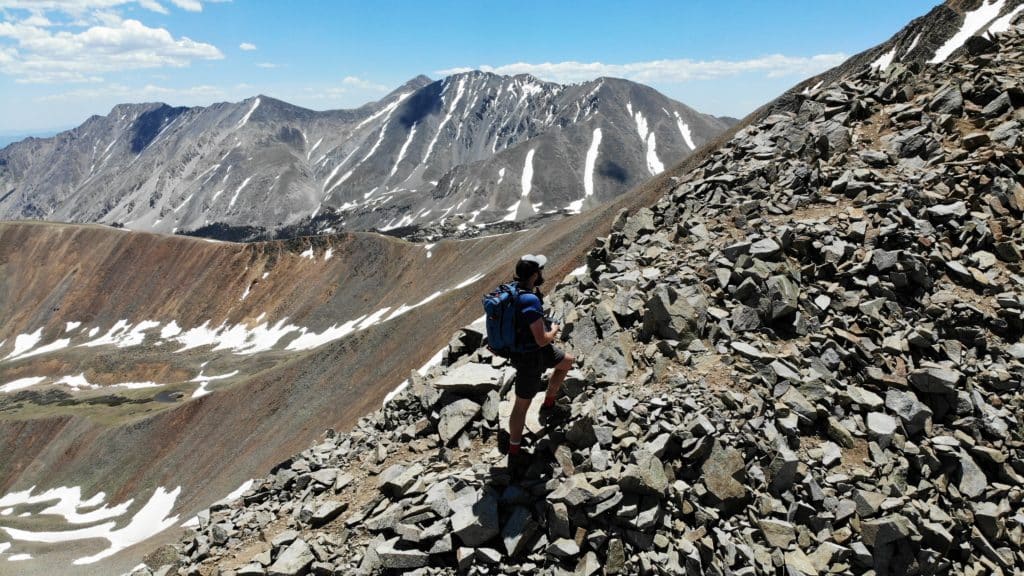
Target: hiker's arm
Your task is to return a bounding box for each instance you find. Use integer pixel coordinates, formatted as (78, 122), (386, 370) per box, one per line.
(529, 318), (559, 347)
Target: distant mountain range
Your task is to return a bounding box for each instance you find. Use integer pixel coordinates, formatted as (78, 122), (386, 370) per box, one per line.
(0, 72), (733, 239)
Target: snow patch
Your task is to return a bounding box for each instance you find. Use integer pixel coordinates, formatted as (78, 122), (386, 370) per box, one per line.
(11, 486), (179, 565)
(65, 321), (81, 333)
(324, 248), (334, 261)
(521, 148), (536, 198)
(228, 176), (253, 209)
(354, 91), (411, 131)
(306, 137), (323, 160)
(237, 97), (261, 128)
(424, 77), (468, 163)
(646, 132), (664, 175)
(673, 112), (696, 150)
(930, 0), (1006, 63)
(390, 122), (417, 177)
(300, 247), (315, 259)
(496, 167), (506, 186)
(904, 32), (923, 55)
(3, 328), (43, 360)
(9, 338), (70, 361)
(988, 3), (1024, 34)
(0, 376), (46, 393)
(583, 127), (602, 202)
(871, 47), (897, 71)
(55, 374), (99, 391)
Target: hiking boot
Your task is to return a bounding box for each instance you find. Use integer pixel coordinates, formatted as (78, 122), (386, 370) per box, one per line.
(497, 430), (510, 455)
(508, 450), (532, 479)
(539, 398), (571, 426)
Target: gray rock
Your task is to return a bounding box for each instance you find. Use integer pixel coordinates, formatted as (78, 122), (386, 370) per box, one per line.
(502, 506), (538, 558)
(641, 284), (706, 344)
(437, 398), (482, 443)
(929, 84), (963, 115)
(701, 441), (747, 505)
(852, 490), (886, 517)
(552, 475), (602, 506)
(433, 363), (508, 393)
(376, 538), (429, 569)
(926, 201), (967, 218)
(758, 518), (796, 548)
(750, 238), (782, 259)
(379, 463), (425, 497)
(766, 275), (799, 319)
(619, 450), (669, 495)
(958, 451), (987, 498)
(860, 514), (913, 548)
(866, 412), (898, 448)
(605, 538), (626, 574)
(310, 500), (347, 527)
(909, 366), (962, 394)
(622, 207), (656, 240)
(451, 489), (499, 547)
(731, 305), (761, 332)
(885, 389), (932, 435)
(547, 537), (580, 559)
(768, 442), (799, 494)
(588, 333), (634, 384)
(267, 538), (314, 576)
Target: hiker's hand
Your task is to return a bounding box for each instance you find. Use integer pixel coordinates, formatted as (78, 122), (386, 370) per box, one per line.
(551, 323), (560, 334)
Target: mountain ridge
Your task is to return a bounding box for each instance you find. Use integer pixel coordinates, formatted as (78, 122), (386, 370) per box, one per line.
(0, 72), (732, 241)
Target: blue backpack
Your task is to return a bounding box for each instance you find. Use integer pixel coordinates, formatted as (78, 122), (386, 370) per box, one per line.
(482, 282), (524, 357)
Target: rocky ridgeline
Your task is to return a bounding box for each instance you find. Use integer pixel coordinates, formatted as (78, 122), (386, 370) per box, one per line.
(138, 27), (1024, 576)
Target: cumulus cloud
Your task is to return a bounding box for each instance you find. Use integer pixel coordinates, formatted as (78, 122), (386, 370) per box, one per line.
(340, 75), (388, 92)
(0, 1), (210, 13)
(0, 17), (224, 82)
(37, 82), (226, 101)
(239, 41), (256, 51)
(437, 54), (850, 84)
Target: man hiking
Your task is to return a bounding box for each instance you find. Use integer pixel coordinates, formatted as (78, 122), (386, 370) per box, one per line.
(504, 254), (575, 458)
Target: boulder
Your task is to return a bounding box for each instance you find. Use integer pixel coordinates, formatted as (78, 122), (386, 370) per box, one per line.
(437, 398), (482, 443)
(267, 539), (314, 576)
(701, 441), (747, 506)
(451, 489), (500, 547)
(642, 284), (707, 344)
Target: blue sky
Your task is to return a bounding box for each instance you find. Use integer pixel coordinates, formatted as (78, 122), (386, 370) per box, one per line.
(0, 0), (938, 134)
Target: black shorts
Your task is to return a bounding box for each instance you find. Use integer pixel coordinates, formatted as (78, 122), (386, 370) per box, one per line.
(510, 346), (566, 399)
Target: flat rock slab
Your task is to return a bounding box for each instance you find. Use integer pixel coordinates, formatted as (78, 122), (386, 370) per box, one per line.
(267, 538), (314, 576)
(438, 398), (482, 443)
(433, 363), (511, 393)
(376, 537), (429, 569)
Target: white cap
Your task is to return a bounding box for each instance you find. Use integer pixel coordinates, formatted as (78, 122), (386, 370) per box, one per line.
(521, 254), (547, 268)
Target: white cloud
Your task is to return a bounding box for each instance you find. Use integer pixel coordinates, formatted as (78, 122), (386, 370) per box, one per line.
(238, 41), (256, 51)
(37, 82), (226, 102)
(341, 75), (388, 92)
(136, 0), (167, 14)
(0, 17), (223, 83)
(436, 53), (849, 84)
(168, 0), (202, 10)
(256, 62), (277, 69)
(0, 1), (209, 12)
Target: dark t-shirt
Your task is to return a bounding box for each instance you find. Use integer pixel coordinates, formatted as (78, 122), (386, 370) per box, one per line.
(516, 290), (545, 351)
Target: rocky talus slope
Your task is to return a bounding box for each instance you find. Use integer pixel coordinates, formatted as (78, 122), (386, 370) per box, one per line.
(140, 27), (1024, 576)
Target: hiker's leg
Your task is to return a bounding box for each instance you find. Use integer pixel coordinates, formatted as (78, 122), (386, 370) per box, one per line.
(508, 396), (532, 449)
(544, 351), (574, 404)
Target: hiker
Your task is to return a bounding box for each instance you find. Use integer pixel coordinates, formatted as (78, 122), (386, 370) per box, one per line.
(505, 254), (574, 457)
